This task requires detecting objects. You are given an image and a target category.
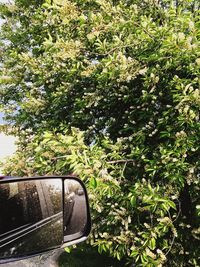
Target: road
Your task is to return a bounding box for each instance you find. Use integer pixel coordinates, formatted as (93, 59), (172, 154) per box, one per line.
(0, 249), (62, 267)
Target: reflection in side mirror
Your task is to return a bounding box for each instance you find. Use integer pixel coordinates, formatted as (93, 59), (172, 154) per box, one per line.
(0, 176), (91, 263)
(0, 179), (63, 260)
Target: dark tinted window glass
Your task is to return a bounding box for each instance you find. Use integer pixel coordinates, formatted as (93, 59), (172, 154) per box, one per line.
(0, 179), (63, 259)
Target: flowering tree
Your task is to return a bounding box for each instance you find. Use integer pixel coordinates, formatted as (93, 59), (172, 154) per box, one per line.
(1, 0), (200, 266)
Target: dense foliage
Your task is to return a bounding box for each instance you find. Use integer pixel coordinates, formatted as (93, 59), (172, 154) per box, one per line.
(0, 0), (200, 266)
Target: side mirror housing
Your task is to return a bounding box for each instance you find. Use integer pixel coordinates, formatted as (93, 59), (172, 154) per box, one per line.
(0, 176), (91, 263)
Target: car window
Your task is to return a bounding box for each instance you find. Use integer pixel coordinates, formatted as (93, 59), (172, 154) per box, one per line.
(0, 180), (62, 235)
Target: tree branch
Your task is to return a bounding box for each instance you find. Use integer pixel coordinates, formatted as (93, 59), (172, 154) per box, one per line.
(107, 159), (135, 164)
(51, 155), (135, 165)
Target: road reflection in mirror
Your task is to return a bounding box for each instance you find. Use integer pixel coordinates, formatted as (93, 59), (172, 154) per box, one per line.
(64, 180), (87, 240)
(0, 179), (63, 259)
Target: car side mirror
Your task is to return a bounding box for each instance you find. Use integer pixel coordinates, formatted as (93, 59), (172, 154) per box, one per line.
(0, 176), (91, 263)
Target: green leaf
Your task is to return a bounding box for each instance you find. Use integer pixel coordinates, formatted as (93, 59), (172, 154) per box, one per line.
(89, 176), (97, 189)
(168, 200), (176, 210)
(130, 195), (136, 207)
(64, 247), (72, 253)
(149, 238), (156, 250)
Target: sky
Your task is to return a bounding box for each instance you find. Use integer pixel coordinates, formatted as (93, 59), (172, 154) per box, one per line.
(0, 113), (16, 174)
(0, 113), (3, 124)
(0, 133), (16, 175)
(0, 0), (10, 3)
(0, 133), (16, 159)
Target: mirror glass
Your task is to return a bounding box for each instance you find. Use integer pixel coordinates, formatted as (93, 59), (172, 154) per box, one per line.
(0, 179), (63, 259)
(64, 180), (88, 241)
